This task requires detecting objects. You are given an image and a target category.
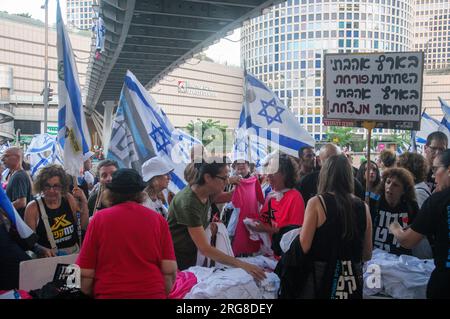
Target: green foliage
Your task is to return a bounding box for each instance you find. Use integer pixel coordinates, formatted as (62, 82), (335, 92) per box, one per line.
(326, 126), (353, 147)
(186, 119), (233, 154)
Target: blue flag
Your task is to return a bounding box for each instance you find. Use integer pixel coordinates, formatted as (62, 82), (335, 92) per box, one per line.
(0, 186), (37, 248)
(241, 73), (315, 157)
(107, 71), (201, 193)
(56, 0), (92, 177)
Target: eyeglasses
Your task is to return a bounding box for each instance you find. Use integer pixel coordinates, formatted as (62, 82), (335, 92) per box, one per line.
(43, 184), (63, 191)
(214, 175), (229, 182)
(428, 146), (446, 154)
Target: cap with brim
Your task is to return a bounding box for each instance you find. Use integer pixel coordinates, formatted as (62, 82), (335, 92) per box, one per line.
(106, 168), (146, 194)
(142, 157), (174, 182)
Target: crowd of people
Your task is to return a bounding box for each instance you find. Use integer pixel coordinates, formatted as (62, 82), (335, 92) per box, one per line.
(0, 130), (449, 299)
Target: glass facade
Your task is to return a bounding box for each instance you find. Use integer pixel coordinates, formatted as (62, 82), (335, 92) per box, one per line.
(241, 0), (414, 140)
(66, 0), (95, 30)
(414, 0), (450, 70)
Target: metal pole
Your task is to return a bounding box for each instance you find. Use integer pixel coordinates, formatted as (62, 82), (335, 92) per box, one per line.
(43, 0), (49, 133)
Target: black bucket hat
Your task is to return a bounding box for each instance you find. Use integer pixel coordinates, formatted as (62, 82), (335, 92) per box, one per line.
(106, 168), (146, 194)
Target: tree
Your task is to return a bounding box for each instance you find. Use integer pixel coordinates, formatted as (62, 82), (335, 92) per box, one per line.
(326, 126), (354, 147)
(14, 13), (32, 18)
(186, 119), (233, 155)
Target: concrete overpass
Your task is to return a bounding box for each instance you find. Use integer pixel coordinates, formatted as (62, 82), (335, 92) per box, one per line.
(84, 0), (284, 120)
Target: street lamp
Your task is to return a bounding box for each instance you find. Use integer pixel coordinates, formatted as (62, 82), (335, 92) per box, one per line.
(41, 0), (49, 133)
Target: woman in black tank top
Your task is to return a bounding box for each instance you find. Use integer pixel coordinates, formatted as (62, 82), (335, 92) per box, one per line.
(24, 165), (89, 258)
(299, 155), (373, 299)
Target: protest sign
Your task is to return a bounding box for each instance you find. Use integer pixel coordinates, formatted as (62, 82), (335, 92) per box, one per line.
(324, 52), (424, 130)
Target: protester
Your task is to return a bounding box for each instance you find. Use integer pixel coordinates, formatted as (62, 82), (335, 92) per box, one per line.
(249, 153), (305, 238)
(2, 147), (33, 218)
(356, 160), (381, 195)
(87, 159), (118, 217)
(296, 143), (364, 204)
(168, 157), (266, 281)
(423, 131), (448, 192)
(78, 154), (95, 198)
(297, 146), (316, 179)
(77, 168), (177, 299)
(24, 165), (88, 257)
(397, 152), (433, 259)
(397, 152), (431, 208)
(377, 149), (397, 174)
(298, 155), (372, 298)
(142, 157), (174, 219)
(228, 157), (265, 256)
(370, 167), (419, 256)
(390, 149), (450, 298)
(0, 216), (30, 290)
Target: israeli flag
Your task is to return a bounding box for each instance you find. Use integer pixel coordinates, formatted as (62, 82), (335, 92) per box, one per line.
(56, 0), (92, 177)
(107, 70), (201, 193)
(415, 111), (440, 144)
(0, 186), (37, 249)
(25, 134), (63, 178)
(438, 97), (450, 142)
(242, 73), (314, 157)
(232, 108), (268, 172)
(92, 15), (105, 53)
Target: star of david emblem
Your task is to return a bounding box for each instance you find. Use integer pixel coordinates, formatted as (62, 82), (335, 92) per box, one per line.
(149, 123), (171, 155)
(258, 98), (285, 125)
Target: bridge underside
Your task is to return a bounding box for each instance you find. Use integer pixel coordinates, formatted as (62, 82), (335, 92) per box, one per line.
(85, 0), (283, 115)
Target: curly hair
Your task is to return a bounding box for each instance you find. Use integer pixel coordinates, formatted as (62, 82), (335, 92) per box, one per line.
(33, 164), (70, 195)
(376, 167), (417, 204)
(397, 152), (428, 184)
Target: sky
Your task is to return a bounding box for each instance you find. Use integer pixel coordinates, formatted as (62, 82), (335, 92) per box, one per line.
(0, 0), (66, 24)
(0, 0), (241, 66)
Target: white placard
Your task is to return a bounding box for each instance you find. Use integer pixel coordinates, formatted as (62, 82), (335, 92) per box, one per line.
(324, 52), (424, 130)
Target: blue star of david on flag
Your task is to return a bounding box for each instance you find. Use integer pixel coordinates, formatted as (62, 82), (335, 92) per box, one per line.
(258, 98), (285, 125)
(149, 123), (171, 155)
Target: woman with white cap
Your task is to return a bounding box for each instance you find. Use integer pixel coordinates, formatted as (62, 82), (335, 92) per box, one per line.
(142, 157), (174, 219)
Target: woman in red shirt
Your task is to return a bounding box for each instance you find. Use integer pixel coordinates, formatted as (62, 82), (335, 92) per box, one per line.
(77, 169), (177, 299)
(250, 153), (305, 235)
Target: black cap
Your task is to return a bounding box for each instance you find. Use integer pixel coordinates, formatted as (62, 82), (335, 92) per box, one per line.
(106, 168), (146, 194)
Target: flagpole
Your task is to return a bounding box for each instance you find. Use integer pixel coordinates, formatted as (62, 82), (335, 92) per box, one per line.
(363, 121), (376, 205)
(42, 0), (49, 132)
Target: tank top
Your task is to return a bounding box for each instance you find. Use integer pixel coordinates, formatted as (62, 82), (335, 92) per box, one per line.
(309, 192), (367, 262)
(307, 193), (367, 299)
(36, 197), (79, 249)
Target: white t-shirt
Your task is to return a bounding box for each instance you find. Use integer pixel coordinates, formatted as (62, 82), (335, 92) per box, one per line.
(142, 197), (168, 219)
(83, 170), (95, 185)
